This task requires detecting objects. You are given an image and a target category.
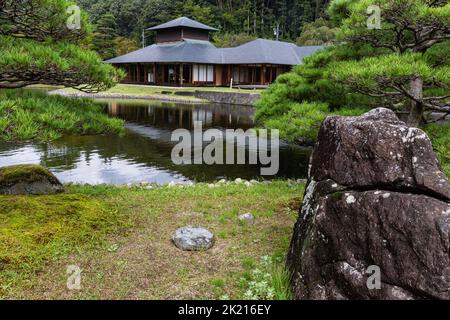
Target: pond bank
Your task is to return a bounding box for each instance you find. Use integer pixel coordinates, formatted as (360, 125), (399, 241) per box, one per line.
(48, 87), (262, 106)
(192, 91), (260, 106)
(48, 89), (207, 104)
(0, 89), (124, 142)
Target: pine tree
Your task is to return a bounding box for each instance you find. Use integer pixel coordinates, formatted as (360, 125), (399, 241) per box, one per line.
(330, 0), (450, 126)
(0, 0), (122, 92)
(92, 13), (118, 60)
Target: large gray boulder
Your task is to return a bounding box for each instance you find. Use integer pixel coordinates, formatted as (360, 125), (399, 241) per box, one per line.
(0, 165), (64, 195)
(287, 108), (450, 300)
(172, 226), (215, 251)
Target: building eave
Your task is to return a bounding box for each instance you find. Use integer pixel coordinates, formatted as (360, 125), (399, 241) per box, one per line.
(105, 39), (324, 66)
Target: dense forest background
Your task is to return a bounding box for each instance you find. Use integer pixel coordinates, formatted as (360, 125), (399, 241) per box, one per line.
(76, 0), (331, 57)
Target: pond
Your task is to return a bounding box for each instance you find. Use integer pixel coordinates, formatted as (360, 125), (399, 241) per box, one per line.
(0, 99), (311, 185)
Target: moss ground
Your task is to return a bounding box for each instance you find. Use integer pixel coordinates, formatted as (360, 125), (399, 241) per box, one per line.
(0, 181), (304, 299)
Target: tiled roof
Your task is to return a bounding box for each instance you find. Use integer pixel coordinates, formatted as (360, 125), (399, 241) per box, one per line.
(147, 17), (218, 31)
(105, 39), (323, 65)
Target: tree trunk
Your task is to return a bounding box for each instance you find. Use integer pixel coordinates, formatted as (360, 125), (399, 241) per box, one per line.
(407, 76), (424, 127)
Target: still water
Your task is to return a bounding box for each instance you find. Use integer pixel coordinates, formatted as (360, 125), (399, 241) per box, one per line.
(0, 100), (311, 184)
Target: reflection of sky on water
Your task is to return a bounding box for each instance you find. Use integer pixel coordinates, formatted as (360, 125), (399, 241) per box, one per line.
(0, 144), (189, 185)
(52, 153), (189, 185)
(0, 146), (42, 165)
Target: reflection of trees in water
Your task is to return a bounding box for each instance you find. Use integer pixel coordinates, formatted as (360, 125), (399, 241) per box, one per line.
(38, 140), (84, 170)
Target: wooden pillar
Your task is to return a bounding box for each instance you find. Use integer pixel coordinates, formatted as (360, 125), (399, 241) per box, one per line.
(269, 65), (272, 83)
(163, 64), (166, 84)
(261, 65), (265, 85)
(180, 63), (183, 87)
(144, 65), (147, 84)
(136, 64), (140, 83)
(237, 66), (240, 84)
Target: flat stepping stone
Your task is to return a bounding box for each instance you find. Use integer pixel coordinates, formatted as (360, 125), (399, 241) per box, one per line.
(172, 226), (215, 251)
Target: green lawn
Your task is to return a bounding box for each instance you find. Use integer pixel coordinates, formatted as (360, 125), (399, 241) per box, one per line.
(38, 83), (264, 96)
(0, 180), (303, 300)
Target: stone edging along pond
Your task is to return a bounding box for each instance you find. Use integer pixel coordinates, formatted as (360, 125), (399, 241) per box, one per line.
(48, 89), (261, 106)
(48, 89), (207, 104)
(192, 91), (261, 106)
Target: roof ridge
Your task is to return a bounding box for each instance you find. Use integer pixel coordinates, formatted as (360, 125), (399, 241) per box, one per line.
(147, 17), (218, 31)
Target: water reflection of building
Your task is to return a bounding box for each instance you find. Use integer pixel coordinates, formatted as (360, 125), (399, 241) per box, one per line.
(107, 101), (254, 130)
(109, 101), (119, 116)
(192, 110), (213, 126)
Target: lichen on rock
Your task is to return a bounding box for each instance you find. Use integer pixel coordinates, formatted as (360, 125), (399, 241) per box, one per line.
(287, 108), (450, 300)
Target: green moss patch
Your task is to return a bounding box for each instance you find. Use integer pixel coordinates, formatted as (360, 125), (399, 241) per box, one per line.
(0, 181), (304, 299)
(0, 192), (132, 294)
(0, 165), (58, 186)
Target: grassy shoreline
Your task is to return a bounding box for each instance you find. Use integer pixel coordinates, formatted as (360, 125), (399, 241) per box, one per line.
(48, 88), (208, 104)
(0, 180), (304, 300)
(0, 89), (124, 142)
(41, 83), (265, 95)
(47, 83), (263, 105)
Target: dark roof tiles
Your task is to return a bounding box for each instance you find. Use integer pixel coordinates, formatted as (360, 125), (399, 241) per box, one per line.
(147, 17), (218, 31)
(106, 39), (323, 65)
(106, 39), (220, 64)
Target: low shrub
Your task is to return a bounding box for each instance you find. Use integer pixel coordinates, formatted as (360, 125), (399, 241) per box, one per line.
(423, 122), (450, 178)
(0, 89), (124, 142)
(240, 255), (293, 300)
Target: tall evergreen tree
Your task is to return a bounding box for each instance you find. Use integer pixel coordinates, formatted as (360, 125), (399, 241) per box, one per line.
(76, 0), (330, 42)
(92, 13), (118, 60)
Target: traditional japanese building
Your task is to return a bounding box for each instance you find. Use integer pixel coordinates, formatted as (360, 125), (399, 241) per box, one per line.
(106, 17), (323, 87)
